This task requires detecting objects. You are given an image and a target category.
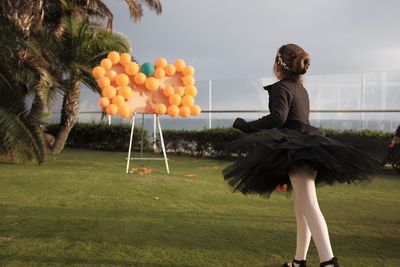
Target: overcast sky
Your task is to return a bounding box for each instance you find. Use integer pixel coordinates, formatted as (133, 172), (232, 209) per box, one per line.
(103, 0), (400, 81)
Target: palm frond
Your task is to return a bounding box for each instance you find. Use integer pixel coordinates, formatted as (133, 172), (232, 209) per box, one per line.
(122, 0), (143, 22)
(0, 107), (44, 164)
(0, 74), (44, 164)
(122, 0), (162, 21)
(142, 0), (162, 15)
(74, 64), (102, 94)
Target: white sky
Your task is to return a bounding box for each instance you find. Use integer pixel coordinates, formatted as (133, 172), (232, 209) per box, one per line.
(104, 0), (400, 80)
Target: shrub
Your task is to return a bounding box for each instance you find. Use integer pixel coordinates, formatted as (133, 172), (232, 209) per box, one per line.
(43, 123), (394, 163)
(162, 127), (392, 161)
(45, 122), (149, 152)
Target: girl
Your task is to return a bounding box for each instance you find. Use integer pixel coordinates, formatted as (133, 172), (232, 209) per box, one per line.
(223, 44), (379, 267)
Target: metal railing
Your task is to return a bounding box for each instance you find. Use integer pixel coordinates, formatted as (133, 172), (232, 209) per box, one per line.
(48, 70), (400, 131)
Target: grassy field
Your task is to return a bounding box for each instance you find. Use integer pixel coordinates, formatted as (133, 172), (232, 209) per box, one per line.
(0, 148), (399, 267)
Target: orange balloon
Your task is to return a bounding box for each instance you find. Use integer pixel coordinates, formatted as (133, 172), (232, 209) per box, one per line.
(106, 69), (118, 81)
(134, 73), (146, 85)
(165, 64), (176, 76)
(118, 86), (132, 100)
(163, 86), (175, 97)
(182, 76), (195, 86)
(179, 106), (191, 118)
(167, 105), (180, 117)
(111, 95), (125, 107)
(106, 104), (118, 115)
(107, 51), (120, 64)
(110, 80), (118, 88)
(115, 73), (129, 86)
(169, 94), (182, 105)
(182, 66), (195, 76)
(98, 97), (110, 108)
(125, 62), (139, 76)
(184, 85), (198, 97)
(182, 95), (194, 107)
(145, 77), (159, 91)
(100, 58), (112, 70)
(102, 85), (117, 99)
(97, 77), (111, 89)
(155, 103), (167, 115)
(153, 68), (165, 79)
(120, 53), (131, 65)
(155, 57), (168, 68)
(174, 59), (186, 72)
(92, 66), (106, 79)
(174, 86), (185, 96)
(118, 104), (131, 118)
(190, 105), (201, 116)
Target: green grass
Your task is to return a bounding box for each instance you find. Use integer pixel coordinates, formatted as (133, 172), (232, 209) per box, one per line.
(0, 148), (399, 267)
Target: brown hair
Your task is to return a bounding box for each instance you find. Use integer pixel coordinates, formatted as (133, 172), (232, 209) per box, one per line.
(274, 44), (310, 83)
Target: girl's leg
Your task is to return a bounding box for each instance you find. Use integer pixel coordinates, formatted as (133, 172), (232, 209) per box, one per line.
(289, 168), (335, 265)
(294, 196), (312, 261)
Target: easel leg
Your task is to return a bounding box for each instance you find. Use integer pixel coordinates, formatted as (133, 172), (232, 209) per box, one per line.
(157, 115), (170, 174)
(140, 113), (145, 159)
(153, 114), (157, 152)
(126, 113), (136, 174)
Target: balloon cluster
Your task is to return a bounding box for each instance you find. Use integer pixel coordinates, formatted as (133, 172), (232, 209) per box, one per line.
(92, 51), (201, 118)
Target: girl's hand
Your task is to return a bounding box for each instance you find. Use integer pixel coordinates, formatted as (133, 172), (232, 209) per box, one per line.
(233, 117), (249, 133)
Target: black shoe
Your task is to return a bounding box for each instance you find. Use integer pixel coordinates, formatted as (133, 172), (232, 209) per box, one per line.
(320, 257), (340, 267)
(282, 259), (307, 267)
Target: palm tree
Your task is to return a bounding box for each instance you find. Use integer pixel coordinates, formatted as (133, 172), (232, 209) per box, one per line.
(0, 19), (46, 163)
(0, 0), (162, 35)
(48, 16), (131, 154)
(82, 0), (162, 30)
(0, 0), (162, 158)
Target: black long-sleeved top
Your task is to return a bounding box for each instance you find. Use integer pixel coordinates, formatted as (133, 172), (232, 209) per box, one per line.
(233, 79), (313, 134)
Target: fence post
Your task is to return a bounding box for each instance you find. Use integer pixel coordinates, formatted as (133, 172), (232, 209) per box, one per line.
(361, 73), (366, 129)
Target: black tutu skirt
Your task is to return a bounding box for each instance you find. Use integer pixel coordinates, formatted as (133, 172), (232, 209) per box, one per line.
(223, 127), (380, 197)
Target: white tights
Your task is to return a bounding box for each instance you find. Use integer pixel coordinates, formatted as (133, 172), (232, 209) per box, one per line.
(289, 167), (334, 266)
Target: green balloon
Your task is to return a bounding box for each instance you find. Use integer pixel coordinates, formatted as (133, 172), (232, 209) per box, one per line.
(140, 62), (155, 77)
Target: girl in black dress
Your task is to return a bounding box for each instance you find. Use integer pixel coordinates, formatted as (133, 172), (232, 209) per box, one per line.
(223, 44), (378, 267)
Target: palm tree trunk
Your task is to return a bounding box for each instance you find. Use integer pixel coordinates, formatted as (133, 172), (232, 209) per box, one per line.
(50, 79), (80, 154)
(30, 83), (48, 122)
(30, 85), (54, 154)
(0, 0), (44, 36)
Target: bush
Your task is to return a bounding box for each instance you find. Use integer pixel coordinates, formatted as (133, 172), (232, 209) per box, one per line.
(45, 122), (150, 152)
(162, 128), (242, 158)
(162, 127), (393, 161)
(324, 129), (392, 160)
(43, 123), (394, 163)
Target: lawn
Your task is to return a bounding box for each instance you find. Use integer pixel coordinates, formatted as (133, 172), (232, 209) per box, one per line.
(0, 148), (399, 267)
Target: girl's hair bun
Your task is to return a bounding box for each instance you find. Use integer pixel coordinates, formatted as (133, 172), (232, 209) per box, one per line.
(275, 44), (310, 82)
(294, 53), (311, 75)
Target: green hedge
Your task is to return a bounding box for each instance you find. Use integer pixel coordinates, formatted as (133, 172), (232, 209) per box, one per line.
(44, 123), (394, 162)
(162, 128), (393, 161)
(45, 123), (150, 152)
(324, 128), (392, 139)
(161, 128), (243, 158)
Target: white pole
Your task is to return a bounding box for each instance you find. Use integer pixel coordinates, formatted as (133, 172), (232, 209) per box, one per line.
(108, 115), (111, 125)
(361, 74), (366, 129)
(126, 113), (136, 174)
(380, 71), (387, 130)
(157, 115), (170, 174)
(208, 80), (212, 129)
(140, 113), (145, 159)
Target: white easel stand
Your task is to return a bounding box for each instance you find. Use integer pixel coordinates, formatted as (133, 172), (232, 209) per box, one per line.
(125, 113), (169, 174)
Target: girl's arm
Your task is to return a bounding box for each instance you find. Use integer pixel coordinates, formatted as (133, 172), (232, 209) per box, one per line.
(233, 84), (293, 133)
